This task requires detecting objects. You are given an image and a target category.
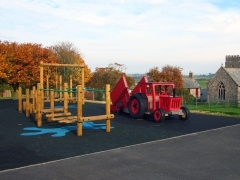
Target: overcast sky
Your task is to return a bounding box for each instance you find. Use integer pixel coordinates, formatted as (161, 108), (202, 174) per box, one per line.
(1, 0), (240, 75)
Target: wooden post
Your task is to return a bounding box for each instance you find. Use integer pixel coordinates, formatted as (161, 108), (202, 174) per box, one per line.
(18, 87), (22, 113)
(46, 73), (49, 100)
(106, 84), (111, 132)
(47, 90), (54, 122)
(36, 83), (42, 127)
(32, 86), (36, 113)
(70, 75), (73, 101)
(34, 87), (38, 114)
(35, 85), (39, 121)
(77, 85), (83, 136)
(26, 89), (30, 117)
(81, 67), (85, 105)
(63, 83), (68, 115)
(30, 89), (33, 114)
(59, 75), (62, 100)
(40, 61), (44, 110)
(55, 74), (58, 97)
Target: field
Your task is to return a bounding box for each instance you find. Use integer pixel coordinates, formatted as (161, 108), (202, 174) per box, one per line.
(187, 102), (240, 117)
(196, 78), (209, 89)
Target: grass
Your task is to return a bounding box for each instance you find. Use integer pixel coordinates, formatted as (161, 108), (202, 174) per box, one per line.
(196, 79), (209, 89)
(186, 102), (240, 117)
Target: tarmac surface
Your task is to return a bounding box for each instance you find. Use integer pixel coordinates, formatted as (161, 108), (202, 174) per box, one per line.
(0, 99), (240, 179)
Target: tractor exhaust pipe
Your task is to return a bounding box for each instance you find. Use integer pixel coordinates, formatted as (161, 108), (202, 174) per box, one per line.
(173, 88), (176, 97)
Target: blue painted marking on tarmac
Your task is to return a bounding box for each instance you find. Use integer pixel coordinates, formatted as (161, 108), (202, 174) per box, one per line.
(21, 122), (114, 137)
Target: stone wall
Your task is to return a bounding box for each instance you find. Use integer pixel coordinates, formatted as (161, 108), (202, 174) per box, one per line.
(238, 87), (240, 107)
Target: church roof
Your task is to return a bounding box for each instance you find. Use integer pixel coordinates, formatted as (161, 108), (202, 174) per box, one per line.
(183, 77), (201, 89)
(224, 68), (240, 86)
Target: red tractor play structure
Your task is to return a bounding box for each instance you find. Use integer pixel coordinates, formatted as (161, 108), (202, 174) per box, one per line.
(110, 76), (190, 122)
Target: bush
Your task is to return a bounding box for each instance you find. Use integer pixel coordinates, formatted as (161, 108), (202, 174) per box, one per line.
(177, 88), (195, 104)
(95, 92), (105, 101)
(0, 83), (14, 97)
(0, 83), (13, 91)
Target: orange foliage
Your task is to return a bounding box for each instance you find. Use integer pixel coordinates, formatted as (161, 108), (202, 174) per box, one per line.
(147, 65), (184, 89)
(0, 41), (57, 89)
(146, 67), (161, 82)
(0, 41), (9, 79)
(160, 65), (184, 89)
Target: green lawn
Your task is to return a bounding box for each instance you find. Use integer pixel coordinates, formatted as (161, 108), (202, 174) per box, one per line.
(186, 102), (240, 117)
(196, 79), (209, 89)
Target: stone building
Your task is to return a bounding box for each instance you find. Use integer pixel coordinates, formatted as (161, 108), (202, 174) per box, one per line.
(207, 55), (240, 106)
(183, 72), (201, 98)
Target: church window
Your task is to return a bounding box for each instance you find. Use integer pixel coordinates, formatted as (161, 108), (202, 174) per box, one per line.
(218, 82), (225, 100)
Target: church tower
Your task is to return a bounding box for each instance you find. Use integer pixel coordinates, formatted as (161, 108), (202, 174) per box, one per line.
(225, 55), (240, 68)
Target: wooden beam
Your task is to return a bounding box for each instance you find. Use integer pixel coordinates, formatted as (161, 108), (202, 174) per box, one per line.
(41, 108), (63, 113)
(58, 119), (76, 123)
(41, 62), (84, 68)
(77, 85), (83, 136)
(52, 116), (77, 120)
(78, 114), (114, 122)
(45, 112), (71, 118)
(18, 87), (22, 113)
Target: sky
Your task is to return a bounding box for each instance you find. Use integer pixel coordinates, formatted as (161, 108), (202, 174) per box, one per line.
(1, 0), (240, 75)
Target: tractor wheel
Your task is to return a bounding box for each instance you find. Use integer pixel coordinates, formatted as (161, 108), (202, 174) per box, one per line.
(152, 108), (165, 123)
(128, 94), (147, 119)
(115, 101), (123, 113)
(179, 106), (190, 121)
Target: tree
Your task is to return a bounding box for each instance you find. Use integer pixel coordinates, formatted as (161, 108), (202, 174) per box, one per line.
(159, 65), (184, 90)
(0, 41), (9, 80)
(50, 41), (91, 85)
(0, 41), (57, 90)
(147, 65), (184, 90)
(86, 63), (135, 90)
(146, 67), (161, 82)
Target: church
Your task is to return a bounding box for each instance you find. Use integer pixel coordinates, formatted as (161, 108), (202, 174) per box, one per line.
(207, 55), (240, 107)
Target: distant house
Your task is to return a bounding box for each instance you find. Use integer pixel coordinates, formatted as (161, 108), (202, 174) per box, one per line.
(183, 72), (201, 98)
(207, 55), (240, 107)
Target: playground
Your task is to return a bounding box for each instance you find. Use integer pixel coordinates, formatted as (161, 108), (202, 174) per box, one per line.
(0, 99), (240, 179)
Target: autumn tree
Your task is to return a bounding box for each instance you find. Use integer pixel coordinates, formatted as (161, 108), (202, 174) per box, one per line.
(0, 41), (9, 81)
(50, 41), (91, 85)
(0, 41), (57, 90)
(147, 65), (184, 90)
(160, 65), (184, 90)
(86, 63), (135, 90)
(146, 67), (161, 82)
